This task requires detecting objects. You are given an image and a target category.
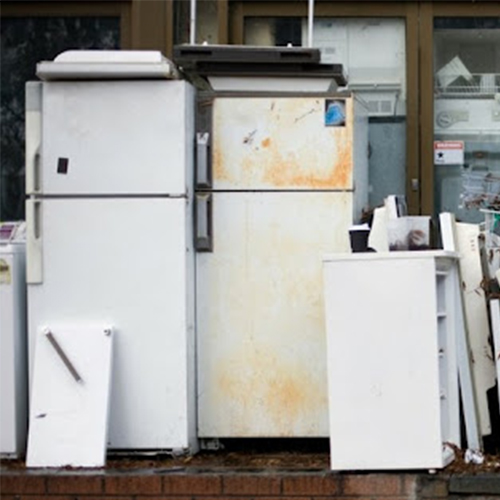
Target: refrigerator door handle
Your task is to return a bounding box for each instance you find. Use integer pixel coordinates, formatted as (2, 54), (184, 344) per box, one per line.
(195, 193), (213, 252)
(196, 132), (212, 188)
(34, 150), (41, 192)
(26, 199), (43, 284)
(25, 81), (43, 195)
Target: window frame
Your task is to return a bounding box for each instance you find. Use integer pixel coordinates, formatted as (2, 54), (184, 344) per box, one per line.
(419, 2), (500, 216)
(229, 1), (420, 213)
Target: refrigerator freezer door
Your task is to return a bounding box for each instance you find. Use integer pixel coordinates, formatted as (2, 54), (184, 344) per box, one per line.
(40, 80), (193, 196)
(211, 97), (355, 191)
(196, 191), (351, 437)
(27, 198), (195, 450)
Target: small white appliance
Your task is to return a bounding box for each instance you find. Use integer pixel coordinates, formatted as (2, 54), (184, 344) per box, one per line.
(25, 51), (197, 452)
(323, 251), (460, 470)
(0, 221), (28, 457)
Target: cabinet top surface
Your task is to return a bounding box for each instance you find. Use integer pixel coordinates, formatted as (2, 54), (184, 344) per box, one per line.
(323, 250), (458, 263)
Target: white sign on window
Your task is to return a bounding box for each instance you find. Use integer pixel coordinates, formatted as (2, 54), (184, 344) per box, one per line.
(434, 141), (464, 165)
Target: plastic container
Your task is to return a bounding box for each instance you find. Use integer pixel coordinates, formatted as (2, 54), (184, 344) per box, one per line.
(387, 216), (431, 251)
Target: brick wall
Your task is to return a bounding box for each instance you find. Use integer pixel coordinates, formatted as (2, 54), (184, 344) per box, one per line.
(1, 471), (416, 500)
(1, 471), (499, 500)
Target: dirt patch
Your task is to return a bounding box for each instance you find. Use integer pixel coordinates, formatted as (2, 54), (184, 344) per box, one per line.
(1, 439), (499, 473)
(3, 450), (500, 474)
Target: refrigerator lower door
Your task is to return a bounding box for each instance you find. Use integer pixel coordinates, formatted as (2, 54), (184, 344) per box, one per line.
(27, 198), (196, 450)
(196, 191), (352, 437)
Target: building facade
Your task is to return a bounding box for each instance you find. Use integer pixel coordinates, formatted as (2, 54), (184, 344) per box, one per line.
(1, 0), (500, 222)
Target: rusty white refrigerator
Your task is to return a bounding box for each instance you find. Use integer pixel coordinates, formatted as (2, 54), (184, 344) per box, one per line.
(195, 94), (369, 438)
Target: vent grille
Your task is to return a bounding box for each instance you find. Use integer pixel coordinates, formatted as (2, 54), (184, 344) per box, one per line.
(366, 99), (395, 116)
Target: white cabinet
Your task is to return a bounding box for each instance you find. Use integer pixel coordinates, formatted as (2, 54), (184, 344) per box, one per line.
(322, 251), (460, 470)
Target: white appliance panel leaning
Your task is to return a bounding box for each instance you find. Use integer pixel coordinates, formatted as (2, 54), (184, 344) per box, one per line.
(25, 52), (196, 451)
(0, 223), (28, 457)
(196, 94), (368, 437)
(27, 325), (114, 468)
(322, 251), (460, 470)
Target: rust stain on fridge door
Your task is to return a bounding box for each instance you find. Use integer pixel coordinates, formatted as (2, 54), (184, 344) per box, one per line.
(197, 194), (349, 437)
(215, 347), (327, 436)
(212, 97), (354, 190)
(258, 132), (352, 189)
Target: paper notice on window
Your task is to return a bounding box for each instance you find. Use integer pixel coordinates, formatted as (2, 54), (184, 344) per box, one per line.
(434, 141), (464, 165)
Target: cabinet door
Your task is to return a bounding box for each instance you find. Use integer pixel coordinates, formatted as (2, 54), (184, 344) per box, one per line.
(323, 256), (443, 469)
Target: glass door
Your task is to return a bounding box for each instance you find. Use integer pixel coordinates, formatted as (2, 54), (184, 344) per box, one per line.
(433, 17), (500, 222)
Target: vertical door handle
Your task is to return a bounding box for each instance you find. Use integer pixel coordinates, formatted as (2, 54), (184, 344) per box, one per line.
(26, 199), (43, 284)
(196, 132), (211, 188)
(195, 193), (213, 252)
(25, 81), (42, 195)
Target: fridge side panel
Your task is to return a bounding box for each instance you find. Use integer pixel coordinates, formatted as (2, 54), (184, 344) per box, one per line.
(27, 198), (194, 450)
(184, 119), (198, 451)
(42, 81), (193, 196)
(212, 97), (354, 191)
(196, 192), (351, 438)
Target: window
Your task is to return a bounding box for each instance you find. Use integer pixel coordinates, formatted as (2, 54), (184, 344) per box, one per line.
(433, 17), (500, 221)
(0, 16), (120, 220)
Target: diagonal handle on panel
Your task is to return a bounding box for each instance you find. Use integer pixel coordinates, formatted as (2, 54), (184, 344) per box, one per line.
(45, 330), (83, 383)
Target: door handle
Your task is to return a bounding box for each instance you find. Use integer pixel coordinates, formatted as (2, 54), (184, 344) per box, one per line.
(25, 81), (42, 195)
(45, 330), (83, 383)
(195, 193), (213, 252)
(196, 132), (211, 188)
(26, 199), (43, 284)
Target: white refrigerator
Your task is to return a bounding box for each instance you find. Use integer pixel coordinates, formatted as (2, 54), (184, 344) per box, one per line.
(196, 95), (368, 438)
(25, 51), (197, 452)
(0, 222), (27, 457)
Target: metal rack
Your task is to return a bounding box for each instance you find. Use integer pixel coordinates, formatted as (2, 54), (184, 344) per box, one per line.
(435, 73), (500, 98)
